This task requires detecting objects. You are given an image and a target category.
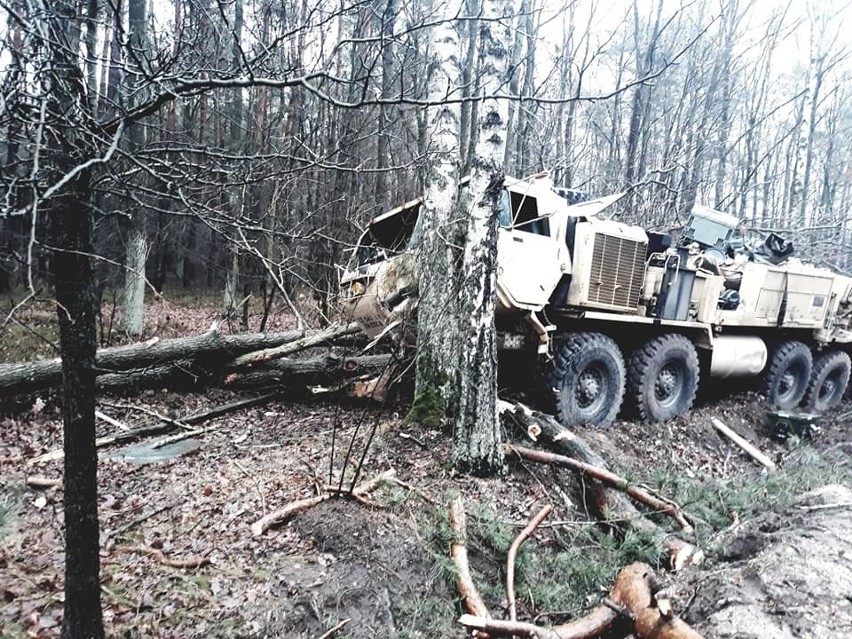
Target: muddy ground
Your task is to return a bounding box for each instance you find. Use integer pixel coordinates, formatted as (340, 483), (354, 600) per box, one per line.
(0, 304), (850, 638)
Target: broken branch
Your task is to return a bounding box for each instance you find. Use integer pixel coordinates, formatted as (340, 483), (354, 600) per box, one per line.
(250, 469), (395, 536)
(507, 505), (553, 622)
(448, 497), (490, 619)
(711, 418), (776, 471)
(506, 445), (694, 534)
(113, 545), (210, 569)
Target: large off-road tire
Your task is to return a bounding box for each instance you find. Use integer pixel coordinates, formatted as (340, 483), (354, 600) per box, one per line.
(803, 350), (850, 413)
(761, 341), (812, 410)
(627, 334), (699, 423)
(544, 332), (625, 427)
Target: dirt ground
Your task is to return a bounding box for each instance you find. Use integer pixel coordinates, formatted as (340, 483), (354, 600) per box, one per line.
(1, 365), (851, 637)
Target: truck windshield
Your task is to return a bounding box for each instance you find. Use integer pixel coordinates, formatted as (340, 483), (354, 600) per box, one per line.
(352, 203), (421, 268)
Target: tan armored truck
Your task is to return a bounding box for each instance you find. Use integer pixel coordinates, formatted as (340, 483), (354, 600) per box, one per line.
(340, 174), (852, 426)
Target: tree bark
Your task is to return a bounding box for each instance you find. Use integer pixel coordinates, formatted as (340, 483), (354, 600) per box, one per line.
(452, 0), (511, 476)
(44, 1), (105, 634)
(409, 0), (464, 427)
(121, 0), (149, 337)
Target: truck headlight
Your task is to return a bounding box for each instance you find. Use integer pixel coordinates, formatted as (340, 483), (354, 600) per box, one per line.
(349, 281), (365, 296)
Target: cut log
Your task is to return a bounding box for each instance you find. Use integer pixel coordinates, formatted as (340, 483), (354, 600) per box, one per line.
(608, 562), (704, 639)
(500, 403), (703, 571)
(710, 417), (776, 471)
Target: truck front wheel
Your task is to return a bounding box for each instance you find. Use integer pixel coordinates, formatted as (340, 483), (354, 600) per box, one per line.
(762, 341), (812, 410)
(803, 350), (850, 413)
(545, 332), (625, 427)
(628, 334), (700, 423)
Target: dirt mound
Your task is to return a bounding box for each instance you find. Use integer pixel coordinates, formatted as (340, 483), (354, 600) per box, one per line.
(679, 485), (852, 638)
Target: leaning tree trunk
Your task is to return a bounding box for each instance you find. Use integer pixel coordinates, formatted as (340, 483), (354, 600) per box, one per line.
(452, 0), (511, 476)
(408, 0), (465, 427)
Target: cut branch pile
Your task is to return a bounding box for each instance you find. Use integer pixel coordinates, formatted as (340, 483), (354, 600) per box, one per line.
(0, 322), (386, 396)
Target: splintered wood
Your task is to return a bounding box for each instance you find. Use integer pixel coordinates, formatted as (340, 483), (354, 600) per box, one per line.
(458, 562), (705, 639)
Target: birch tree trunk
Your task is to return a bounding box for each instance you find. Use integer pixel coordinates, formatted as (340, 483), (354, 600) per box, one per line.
(121, 0), (148, 336)
(222, 0), (244, 319)
(452, 0), (511, 475)
(409, 0), (464, 426)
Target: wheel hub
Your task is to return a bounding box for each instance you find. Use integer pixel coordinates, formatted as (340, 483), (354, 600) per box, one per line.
(655, 364), (680, 403)
(576, 368), (603, 408)
(820, 379), (836, 400)
(779, 371), (796, 398)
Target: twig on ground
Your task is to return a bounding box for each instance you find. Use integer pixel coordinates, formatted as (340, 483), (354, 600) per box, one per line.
(235, 459), (268, 515)
(95, 410), (130, 431)
(100, 402), (194, 430)
(26, 475), (62, 489)
(29, 393), (278, 464)
(398, 431), (428, 448)
(114, 545), (210, 569)
(114, 502), (178, 537)
(316, 618), (351, 639)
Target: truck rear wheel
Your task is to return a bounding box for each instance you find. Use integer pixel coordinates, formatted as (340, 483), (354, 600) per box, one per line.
(761, 341), (812, 410)
(545, 332), (625, 427)
(627, 334), (699, 423)
(803, 350), (850, 413)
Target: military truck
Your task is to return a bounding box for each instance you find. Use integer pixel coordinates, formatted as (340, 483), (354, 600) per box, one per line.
(340, 174), (852, 426)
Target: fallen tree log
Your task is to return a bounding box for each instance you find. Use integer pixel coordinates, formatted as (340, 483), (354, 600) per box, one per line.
(97, 359), (208, 391)
(500, 403), (703, 571)
(459, 562), (704, 639)
(228, 323), (360, 368)
(223, 354), (392, 389)
(0, 328), (306, 395)
(0, 324), (370, 396)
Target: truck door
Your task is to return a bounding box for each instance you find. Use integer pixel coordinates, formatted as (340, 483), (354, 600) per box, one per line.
(496, 188), (564, 310)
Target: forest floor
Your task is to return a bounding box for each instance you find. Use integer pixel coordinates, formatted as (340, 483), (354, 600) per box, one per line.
(1, 296), (851, 638)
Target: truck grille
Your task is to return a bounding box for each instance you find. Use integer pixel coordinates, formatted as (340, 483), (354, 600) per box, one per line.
(589, 234), (645, 309)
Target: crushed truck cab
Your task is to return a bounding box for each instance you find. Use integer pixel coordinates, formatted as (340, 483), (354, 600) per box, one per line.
(340, 174), (852, 426)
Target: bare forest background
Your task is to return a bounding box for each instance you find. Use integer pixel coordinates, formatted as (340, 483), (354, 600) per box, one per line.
(2, 0), (851, 337)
